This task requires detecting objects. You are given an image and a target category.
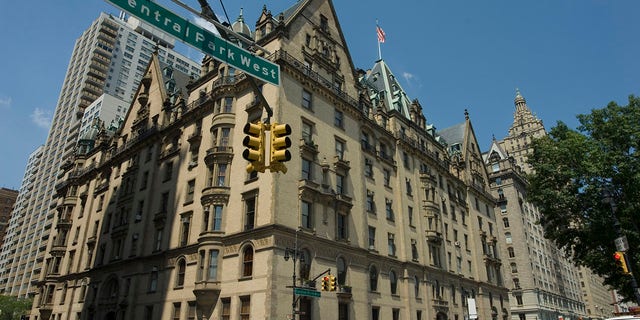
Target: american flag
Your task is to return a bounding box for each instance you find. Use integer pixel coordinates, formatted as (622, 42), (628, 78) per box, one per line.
(376, 25), (386, 43)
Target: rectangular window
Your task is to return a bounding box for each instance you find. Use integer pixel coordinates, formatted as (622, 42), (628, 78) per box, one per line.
(388, 233), (396, 256)
(336, 174), (346, 195)
(221, 298), (231, 320)
(180, 215), (191, 246)
(208, 250), (219, 280)
(337, 213), (347, 240)
(301, 200), (312, 229)
(385, 199), (394, 221)
(154, 228), (163, 251)
(302, 158), (312, 180)
(213, 205), (223, 231)
(302, 89), (312, 109)
(244, 196), (256, 230)
(186, 179), (195, 203)
(149, 267), (158, 292)
(187, 302), (196, 320)
(368, 226), (376, 249)
(335, 139), (345, 160)
(365, 158), (373, 178)
(173, 302), (181, 320)
(217, 164), (227, 187)
(372, 307), (380, 320)
(164, 162), (173, 181)
(161, 192), (169, 213)
(366, 191), (375, 213)
(240, 296), (251, 320)
(408, 206), (414, 226)
(383, 169), (390, 187)
(334, 109), (344, 128)
(223, 97), (233, 113)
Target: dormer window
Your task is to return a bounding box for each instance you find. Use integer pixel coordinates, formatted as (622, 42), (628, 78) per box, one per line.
(320, 15), (328, 32)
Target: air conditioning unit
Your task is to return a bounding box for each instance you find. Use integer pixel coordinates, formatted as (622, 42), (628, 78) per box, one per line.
(454, 241), (461, 247)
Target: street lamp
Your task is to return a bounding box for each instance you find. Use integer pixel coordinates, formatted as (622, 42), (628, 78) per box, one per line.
(284, 228), (305, 319)
(602, 189), (640, 305)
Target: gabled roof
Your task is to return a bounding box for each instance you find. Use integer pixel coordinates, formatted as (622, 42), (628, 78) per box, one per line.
(483, 139), (509, 163)
(362, 60), (412, 118)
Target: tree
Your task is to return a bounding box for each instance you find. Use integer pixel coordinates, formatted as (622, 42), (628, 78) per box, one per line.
(0, 295), (32, 320)
(527, 95), (640, 301)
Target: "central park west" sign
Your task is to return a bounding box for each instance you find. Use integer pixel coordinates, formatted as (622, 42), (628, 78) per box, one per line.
(107, 0), (280, 86)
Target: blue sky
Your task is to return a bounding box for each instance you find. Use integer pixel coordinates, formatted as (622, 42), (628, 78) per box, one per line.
(1, 0), (639, 188)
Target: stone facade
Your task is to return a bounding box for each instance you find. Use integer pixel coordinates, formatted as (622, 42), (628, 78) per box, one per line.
(32, 1), (512, 319)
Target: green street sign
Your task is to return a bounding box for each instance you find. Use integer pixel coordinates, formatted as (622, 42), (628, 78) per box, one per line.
(106, 0), (280, 86)
(294, 287), (321, 298)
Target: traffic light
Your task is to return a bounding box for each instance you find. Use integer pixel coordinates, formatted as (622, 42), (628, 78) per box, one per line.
(328, 275), (337, 291)
(242, 122), (266, 173)
(614, 251), (630, 274)
(321, 276), (330, 291)
(269, 122), (292, 173)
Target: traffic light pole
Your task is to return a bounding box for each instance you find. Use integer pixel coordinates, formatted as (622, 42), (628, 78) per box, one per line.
(604, 190), (640, 305)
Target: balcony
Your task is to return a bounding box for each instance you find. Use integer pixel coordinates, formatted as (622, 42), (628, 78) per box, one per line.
(425, 230), (442, 243)
(200, 185), (230, 205)
(204, 146), (234, 165)
(193, 280), (221, 315)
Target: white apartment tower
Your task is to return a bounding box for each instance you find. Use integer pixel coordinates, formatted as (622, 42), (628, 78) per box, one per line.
(0, 12), (200, 298)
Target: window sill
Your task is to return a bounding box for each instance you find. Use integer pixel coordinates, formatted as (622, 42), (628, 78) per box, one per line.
(183, 200), (194, 206)
(238, 276), (253, 282)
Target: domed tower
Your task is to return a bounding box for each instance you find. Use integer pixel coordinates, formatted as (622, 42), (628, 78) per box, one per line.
(231, 8), (253, 44)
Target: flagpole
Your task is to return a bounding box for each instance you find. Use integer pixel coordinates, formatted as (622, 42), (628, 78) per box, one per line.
(376, 19), (382, 60)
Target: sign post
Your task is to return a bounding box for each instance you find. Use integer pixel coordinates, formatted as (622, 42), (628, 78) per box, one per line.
(293, 287), (321, 298)
(106, 0), (280, 86)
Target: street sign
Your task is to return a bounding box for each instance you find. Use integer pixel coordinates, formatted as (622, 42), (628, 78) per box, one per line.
(106, 0), (280, 86)
(615, 236), (629, 252)
(294, 287), (321, 298)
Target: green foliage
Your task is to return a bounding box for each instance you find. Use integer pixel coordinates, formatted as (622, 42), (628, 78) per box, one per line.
(527, 95), (640, 301)
(0, 295), (32, 320)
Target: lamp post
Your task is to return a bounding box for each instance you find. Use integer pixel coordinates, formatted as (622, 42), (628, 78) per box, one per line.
(284, 228), (304, 319)
(602, 190), (640, 305)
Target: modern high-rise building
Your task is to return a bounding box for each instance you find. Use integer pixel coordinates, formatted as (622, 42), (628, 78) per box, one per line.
(0, 12), (200, 298)
(484, 90), (614, 320)
(30, 1), (512, 319)
(0, 187), (19, 248)
(0, 146), (43, 295)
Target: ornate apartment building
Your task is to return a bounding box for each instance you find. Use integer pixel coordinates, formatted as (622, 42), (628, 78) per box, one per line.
(0, 12), (200, 299)
(32, 0), (512, 319)
(484, 91), (614, 320)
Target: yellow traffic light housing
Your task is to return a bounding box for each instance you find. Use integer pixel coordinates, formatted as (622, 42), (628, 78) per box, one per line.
(269, 122), (292, 173)
(328, 275), (337, 291)
(321, 276), (330, 291)
(614, 251), (630, 274)
(242, 122), (266, 173)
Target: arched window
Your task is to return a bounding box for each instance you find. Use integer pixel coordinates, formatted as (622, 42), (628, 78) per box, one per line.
(510, 262), (518, 274)
(242, 246), (254, 277)
(389, 270), (398, 295)
(508, 247), (515, 258)
(505, 232), (512, 244)
(176, 258), (186, 287)
(369, 265), (378, 292)
(337, 257), (347, 285)
(503, 217), (510, 228)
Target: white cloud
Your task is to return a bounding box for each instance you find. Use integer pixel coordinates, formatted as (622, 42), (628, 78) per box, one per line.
(402, 72), (415, 82)
(0, 96), (11, 107)
(30, 108), (52, 129)
(193, 16), (221, 35)
(402, 72), (422, 89)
